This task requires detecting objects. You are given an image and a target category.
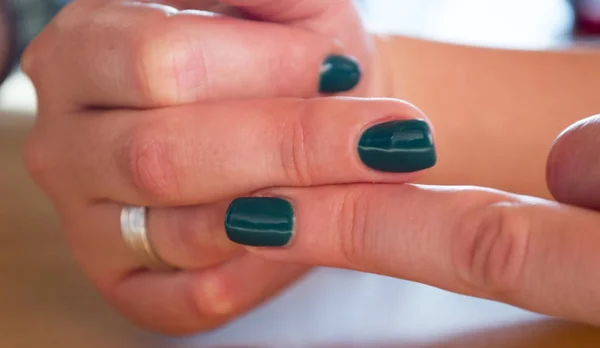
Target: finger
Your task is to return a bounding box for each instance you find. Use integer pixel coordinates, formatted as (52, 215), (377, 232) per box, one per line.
(58, 197), (308, 334)
(110, 253), (308, 334)
(230, 185), (600, 327)
(221, 0), (373, 95)
(68, 202), (241, 273)
(547, 114), (600, 210)
(45, 98), (435, 205)
(147, 202), (241, 269)
(23, 1), (357, 109)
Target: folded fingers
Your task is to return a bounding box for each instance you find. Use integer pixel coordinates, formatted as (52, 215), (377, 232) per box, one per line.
(58, 199), (307, 334)
(23, 1), (359, 110)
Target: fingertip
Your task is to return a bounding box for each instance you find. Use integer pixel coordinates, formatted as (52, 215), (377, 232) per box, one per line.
(357, 117), (437, 173)
(192, 271), (237, 316)
(546, 115), (600, 208)
(319, 54), (363, 94)
(225, 197), (296, 249)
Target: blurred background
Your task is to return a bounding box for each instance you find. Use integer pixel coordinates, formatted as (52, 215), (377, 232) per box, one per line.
(2, 0), (600, 81)
(359, 0), (578, 48)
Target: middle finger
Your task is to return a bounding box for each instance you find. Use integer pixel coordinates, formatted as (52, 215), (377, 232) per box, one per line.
(58, 97), (436, 206)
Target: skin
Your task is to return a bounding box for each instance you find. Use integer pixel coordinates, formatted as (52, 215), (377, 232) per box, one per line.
(22, 0), (397, 333)
(248, 116), (600, 328)
(375, 35), (600, 199)
(22, 0), (600, 334)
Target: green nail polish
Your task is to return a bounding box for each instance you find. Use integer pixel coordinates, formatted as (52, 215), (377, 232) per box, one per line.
(358, 119), (437, 173)
(225, 197), (294, 247)
(319, 55), (361, 94)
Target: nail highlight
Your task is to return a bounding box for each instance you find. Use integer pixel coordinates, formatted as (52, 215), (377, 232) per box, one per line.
(319, 55), (361, 93)
(225, 197), (294, 247)
(358, 119), (437, 173)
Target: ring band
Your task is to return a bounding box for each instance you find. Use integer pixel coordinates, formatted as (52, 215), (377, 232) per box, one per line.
(120, 206), (175, 271)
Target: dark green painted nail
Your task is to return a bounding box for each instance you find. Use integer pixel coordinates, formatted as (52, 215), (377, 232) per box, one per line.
(225, 197), (294, 247)
(358, 119), (437, 173)
(319, 55), (361, 93)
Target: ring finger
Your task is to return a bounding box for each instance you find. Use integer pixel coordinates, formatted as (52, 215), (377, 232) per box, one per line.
(63, 201), (240, 277)
(59, 198), (308, 335)
(71, 204), (308, 335)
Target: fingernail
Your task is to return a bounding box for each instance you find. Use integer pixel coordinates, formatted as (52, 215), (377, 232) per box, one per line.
(319, 55), (361, 94)
(358, 119), (437, 173)
(225, 197), (294, 247)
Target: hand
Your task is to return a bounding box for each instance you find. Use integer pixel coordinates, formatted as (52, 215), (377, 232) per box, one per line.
(231, 115), (600, 327)
(22, 0), (434, 334)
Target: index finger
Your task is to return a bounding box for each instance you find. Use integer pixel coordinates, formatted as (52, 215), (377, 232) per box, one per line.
(236, 184), (600, 327)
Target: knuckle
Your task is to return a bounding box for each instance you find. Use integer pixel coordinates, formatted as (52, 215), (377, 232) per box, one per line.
(133, 20), (207, 105)
(279, 102), (317, 186)
(125, 122), (180, 201)
(336, 187), (372, 268)
(192, 272), (238, 317)
(452, 202), (530, 296)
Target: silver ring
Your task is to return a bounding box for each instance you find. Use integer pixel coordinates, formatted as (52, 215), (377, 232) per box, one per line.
(120, 206), (175, 271)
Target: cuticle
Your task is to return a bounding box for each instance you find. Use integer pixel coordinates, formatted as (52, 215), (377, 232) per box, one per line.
(355, 116), (421, 149)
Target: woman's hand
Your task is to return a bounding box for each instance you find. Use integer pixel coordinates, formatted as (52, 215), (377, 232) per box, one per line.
(237, 115), (600, 327)
(22, 0), (433, 334)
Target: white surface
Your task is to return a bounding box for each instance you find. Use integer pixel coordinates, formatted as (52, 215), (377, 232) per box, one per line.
(0, 71), (36, 114)
(187, 268), (542, 346)
(362, 0), (575, 49)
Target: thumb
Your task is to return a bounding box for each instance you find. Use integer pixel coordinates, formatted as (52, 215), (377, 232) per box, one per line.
(227, 184), (600, 327)
(547, 114), (600, 210)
